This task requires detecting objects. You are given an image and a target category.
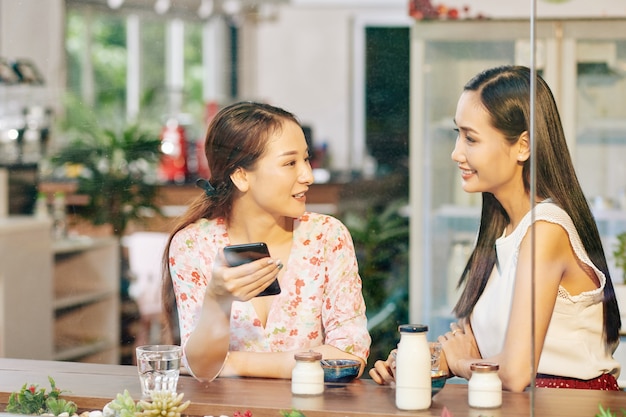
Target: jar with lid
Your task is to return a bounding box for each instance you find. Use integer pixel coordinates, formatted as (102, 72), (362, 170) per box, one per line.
(51, 191), (67, 240)
(291, 350), (324, 396)
(468, 362), (502, 408)
(395, 324), (431, 410)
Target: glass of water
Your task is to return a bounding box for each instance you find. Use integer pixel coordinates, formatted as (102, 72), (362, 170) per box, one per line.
(136, 344), (183, 397)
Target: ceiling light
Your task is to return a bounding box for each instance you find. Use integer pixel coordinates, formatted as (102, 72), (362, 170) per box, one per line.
(198, 0), (214, 18)
(107, 0), (124, 9)
(221, 0), (242, 16)
(154, 0), (171, 15)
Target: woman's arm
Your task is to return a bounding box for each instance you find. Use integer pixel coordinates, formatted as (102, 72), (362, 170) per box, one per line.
(219, 344), (364, 379)
(320, 219), (372, 375)
(442, 221), (567, 391)
(171, 231), (283, 381)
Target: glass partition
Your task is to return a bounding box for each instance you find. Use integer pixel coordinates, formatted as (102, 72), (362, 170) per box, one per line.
(408, 20), (550, 337)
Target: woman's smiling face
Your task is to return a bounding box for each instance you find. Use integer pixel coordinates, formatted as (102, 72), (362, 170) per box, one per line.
(242, 120), (314, 219)
(451, 90), (524, 200)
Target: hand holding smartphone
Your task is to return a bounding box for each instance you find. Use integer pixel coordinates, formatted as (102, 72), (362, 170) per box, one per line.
(223, 242), (281, 297)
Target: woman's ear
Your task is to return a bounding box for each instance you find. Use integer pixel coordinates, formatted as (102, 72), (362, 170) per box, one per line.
(517, 131), (530, 162)
(230, 167), (249, 192)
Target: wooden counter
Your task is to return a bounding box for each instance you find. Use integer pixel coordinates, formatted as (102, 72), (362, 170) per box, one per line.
(0, 359), (624, 417)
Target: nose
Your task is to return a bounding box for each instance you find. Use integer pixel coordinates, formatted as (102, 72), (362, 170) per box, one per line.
(451, 138), (463, 163)
(300, 162), (315, 185)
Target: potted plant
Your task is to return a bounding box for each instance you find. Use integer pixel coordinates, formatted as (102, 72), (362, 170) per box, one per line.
(342, 199), (410, 373)
(612, 231), (626, 325)
(613, 232), (626, 283)
(48, 95), (163, 238)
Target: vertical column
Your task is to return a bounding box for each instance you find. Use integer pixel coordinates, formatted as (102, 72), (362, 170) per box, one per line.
(0, 168), (7, 219)
(166, 18), (185, 116)
(202, 16), (230, 105)
(126, 14), (140, 121)
(409, 24), (427, 325)
(81, 8), (95, 107)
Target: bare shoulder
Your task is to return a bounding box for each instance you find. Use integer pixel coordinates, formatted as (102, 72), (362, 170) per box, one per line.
(520, 220), (571, 261)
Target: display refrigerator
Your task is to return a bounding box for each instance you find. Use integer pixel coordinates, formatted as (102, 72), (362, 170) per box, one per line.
(408, 18), (626, 338)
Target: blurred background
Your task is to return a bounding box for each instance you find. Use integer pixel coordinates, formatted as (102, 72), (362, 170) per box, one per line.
(1, 1), (626, 383)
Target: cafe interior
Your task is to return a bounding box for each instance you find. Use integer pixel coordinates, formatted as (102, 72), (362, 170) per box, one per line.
(1, 0), (626, 415)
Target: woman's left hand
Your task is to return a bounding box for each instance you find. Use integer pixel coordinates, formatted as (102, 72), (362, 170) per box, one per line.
(437, 320), (481, 380)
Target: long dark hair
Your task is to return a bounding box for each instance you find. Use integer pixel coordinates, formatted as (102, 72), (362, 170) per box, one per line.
(453, 65), (620, 348)
(160, 101), (301, 342)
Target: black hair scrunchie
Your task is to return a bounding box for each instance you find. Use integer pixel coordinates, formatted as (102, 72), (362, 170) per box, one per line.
(196, 178), (217, 197)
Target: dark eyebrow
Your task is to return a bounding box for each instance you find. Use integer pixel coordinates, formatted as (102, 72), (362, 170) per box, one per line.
(453, 122), (479, 135)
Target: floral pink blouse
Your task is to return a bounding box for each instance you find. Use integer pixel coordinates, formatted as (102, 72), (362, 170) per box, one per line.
(168, 212), (371, 369)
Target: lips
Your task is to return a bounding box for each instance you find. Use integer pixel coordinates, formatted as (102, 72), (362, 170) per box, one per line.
(293, 191), (306, 199)
(459, 167), (476, 179)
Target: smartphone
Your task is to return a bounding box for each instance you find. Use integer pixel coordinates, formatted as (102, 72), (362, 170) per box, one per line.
(223, 242), (281, 297)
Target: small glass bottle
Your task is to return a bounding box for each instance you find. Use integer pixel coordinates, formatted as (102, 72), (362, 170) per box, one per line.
(291, 350), (324, 396)
(51, 191), (67, 240)
(34, 192), (50, 220)
(395, 324), (431, 410)
(468, 362), (502, 409)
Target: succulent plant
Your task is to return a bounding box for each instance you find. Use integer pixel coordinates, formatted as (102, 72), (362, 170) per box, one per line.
(135, 392), (190, 417)
(103, 390), (138, 417)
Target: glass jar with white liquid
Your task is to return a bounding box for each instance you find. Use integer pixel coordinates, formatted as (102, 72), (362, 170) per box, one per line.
(468, 362), (502, 408)
(292, 350), (324, 396)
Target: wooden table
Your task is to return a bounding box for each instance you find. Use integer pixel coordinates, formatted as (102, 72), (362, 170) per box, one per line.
(0, 358), (624, 417)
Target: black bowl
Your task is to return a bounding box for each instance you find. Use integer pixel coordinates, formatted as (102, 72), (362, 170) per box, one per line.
(321, 359), (361, 383)
(431, 370), (448, 397)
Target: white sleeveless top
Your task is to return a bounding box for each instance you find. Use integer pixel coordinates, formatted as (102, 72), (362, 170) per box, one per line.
(471, 201), (620, 380)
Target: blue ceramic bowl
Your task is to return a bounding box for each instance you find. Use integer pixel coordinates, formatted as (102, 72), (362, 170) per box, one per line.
(431, 370), (448, 397)
(321, 359), (361, 383)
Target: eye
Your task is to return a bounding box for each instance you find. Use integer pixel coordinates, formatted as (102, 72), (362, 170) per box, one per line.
(454, 128), (475, 144)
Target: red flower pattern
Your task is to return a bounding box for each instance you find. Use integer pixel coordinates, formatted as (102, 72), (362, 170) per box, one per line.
(295, 278), (305, 295)
(309, 257), (321, 266)
(170, 213), (370, 364)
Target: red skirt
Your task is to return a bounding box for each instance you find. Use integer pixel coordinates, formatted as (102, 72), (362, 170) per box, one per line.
(535, 373), (620, 391)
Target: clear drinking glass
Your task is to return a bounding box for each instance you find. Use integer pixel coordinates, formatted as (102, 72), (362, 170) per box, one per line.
(430, 341), (442, 374)
(136, 344), (182, 397)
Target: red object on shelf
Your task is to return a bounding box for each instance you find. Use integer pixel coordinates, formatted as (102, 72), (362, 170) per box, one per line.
(408, 0), (438, 20)
(158, 118), (188, 184)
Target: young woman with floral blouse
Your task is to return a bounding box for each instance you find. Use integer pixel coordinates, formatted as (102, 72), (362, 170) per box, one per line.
(161, 101), (371, 381)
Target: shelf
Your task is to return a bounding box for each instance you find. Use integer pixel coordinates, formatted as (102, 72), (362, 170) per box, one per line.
(436, 205), (481, 219)
(54, 288), (119, 363)
(0, 216), (50, 235)
(54, 338), (113, 361)
(577, 119), (626, 145)
(53, 289), (116, 311)
(1, 223), (120, 363)
(436, 204), (626, 224)
(52, 236), (116, 255)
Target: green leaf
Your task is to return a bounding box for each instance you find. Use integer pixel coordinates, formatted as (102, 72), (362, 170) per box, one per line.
(279, 409), (307, 417)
